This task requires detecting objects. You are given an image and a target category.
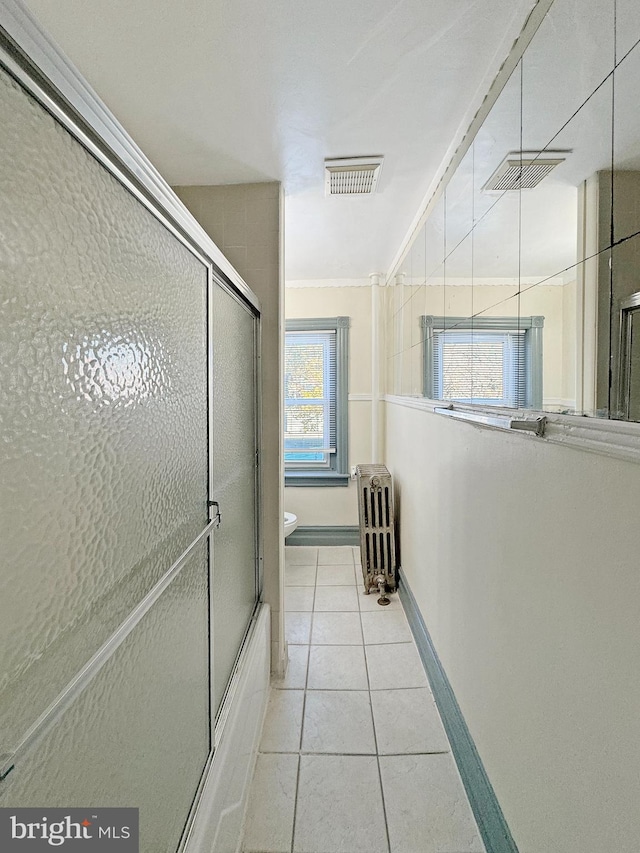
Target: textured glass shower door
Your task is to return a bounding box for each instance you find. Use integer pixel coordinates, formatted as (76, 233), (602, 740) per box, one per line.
(0, 38), (257, 853)
(211, 282), (259, 714)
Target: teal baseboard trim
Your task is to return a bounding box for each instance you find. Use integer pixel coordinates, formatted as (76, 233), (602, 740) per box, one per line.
(398, 568), (520, 853)
(286, 525), (360, 546)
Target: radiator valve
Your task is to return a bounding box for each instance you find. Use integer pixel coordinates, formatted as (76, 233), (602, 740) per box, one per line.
(375, 574), (390, 606)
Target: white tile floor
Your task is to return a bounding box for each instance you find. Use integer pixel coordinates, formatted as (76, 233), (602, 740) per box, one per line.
(241, 545), (485, 853)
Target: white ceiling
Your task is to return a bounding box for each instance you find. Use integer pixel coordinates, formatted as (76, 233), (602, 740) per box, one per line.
(24, 0), (536, 280)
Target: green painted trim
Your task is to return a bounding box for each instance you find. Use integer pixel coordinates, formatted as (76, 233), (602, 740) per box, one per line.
(422, 315), (542, 331)
(285, 472), (349, 487)
(398, 568), (520, 853)
(422, 314), (435, 399)
(286, 525), (360, 546)
(285, 317), (348, 332)
(527, 318), (544, 409)
(335, 318), (350, 480)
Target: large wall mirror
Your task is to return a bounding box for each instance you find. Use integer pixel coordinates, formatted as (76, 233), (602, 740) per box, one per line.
(390, 0), (640, 422)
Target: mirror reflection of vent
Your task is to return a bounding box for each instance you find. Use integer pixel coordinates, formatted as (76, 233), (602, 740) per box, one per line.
(483, 151), (569, 191)
(325, 156), (384, 195)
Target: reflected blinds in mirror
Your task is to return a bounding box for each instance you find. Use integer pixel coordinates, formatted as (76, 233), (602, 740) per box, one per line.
(433, 329), (526, 407)
(423, 316), (544, 408)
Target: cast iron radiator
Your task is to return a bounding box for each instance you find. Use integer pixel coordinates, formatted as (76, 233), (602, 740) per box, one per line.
(355, 464), (397, 601)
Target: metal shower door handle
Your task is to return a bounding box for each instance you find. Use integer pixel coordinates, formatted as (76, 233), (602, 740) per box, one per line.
(208, 500), (221, 528)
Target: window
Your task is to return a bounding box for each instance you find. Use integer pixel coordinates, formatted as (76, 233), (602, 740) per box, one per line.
(284, 317), (350, 486)
(421, 315), (544, 408)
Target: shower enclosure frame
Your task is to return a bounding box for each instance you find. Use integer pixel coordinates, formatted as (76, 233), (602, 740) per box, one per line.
(0, 2), (264, 850)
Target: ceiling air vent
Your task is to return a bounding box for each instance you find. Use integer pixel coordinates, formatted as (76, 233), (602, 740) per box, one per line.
(483, 151), (569, 192)
(324, 156), (384, 196)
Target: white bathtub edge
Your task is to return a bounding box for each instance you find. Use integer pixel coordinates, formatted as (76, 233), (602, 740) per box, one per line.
(183, 603), (271, 853)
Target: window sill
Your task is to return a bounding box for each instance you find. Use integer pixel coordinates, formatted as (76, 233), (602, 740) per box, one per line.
(285, 471), (350, 487)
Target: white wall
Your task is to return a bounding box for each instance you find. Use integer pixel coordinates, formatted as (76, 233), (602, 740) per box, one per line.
(285, 281), (374, 526)
(385, 399), (640, 853)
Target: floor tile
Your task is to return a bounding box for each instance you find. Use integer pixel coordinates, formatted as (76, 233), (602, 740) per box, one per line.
(285, 564), (317, 587)
(352, 546), (361, 562)
(242, 753), (298, 853)
(294, 755), (388, 853)
(260, 689), (305, 752)
(313, 585), (359, 612)
(317, 545), (354, 565)
(285, 546), (318, 566)
(245, 553), (481, 853)
(316, 564), (357, 586)
(380, 753), (485, 853)
(365, 642), (428, 690)
(361, 609), (413, 644)
(302, 690), (376, 754)
(307, 645), (368, 690)
(285, 587), (315, 612)
(273, 644), (309, 689)
(285, 612), (312, 644)
(371, 688), (449, 754)
(358, 588), (402, 611)
(310, 611), (363, 645)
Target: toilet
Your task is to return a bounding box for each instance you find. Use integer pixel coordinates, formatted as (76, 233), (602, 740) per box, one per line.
(284, 511), (298, 538)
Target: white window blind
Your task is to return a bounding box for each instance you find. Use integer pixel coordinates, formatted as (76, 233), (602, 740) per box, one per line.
(284, 330), (337, 466)
(433, 329), (527, 407)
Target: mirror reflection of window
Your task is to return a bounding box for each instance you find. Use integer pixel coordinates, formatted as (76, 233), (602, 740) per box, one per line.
(436, 331), (524, 407)
(393, 0), (640, 423)
(422, 316), (543, 409)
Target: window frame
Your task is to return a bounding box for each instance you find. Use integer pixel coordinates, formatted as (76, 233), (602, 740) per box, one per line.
(284, 316), (350, 487)
(421, 315), (544, 409)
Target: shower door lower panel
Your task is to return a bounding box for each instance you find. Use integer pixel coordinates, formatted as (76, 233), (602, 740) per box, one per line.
(0, 544), (211, 853)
